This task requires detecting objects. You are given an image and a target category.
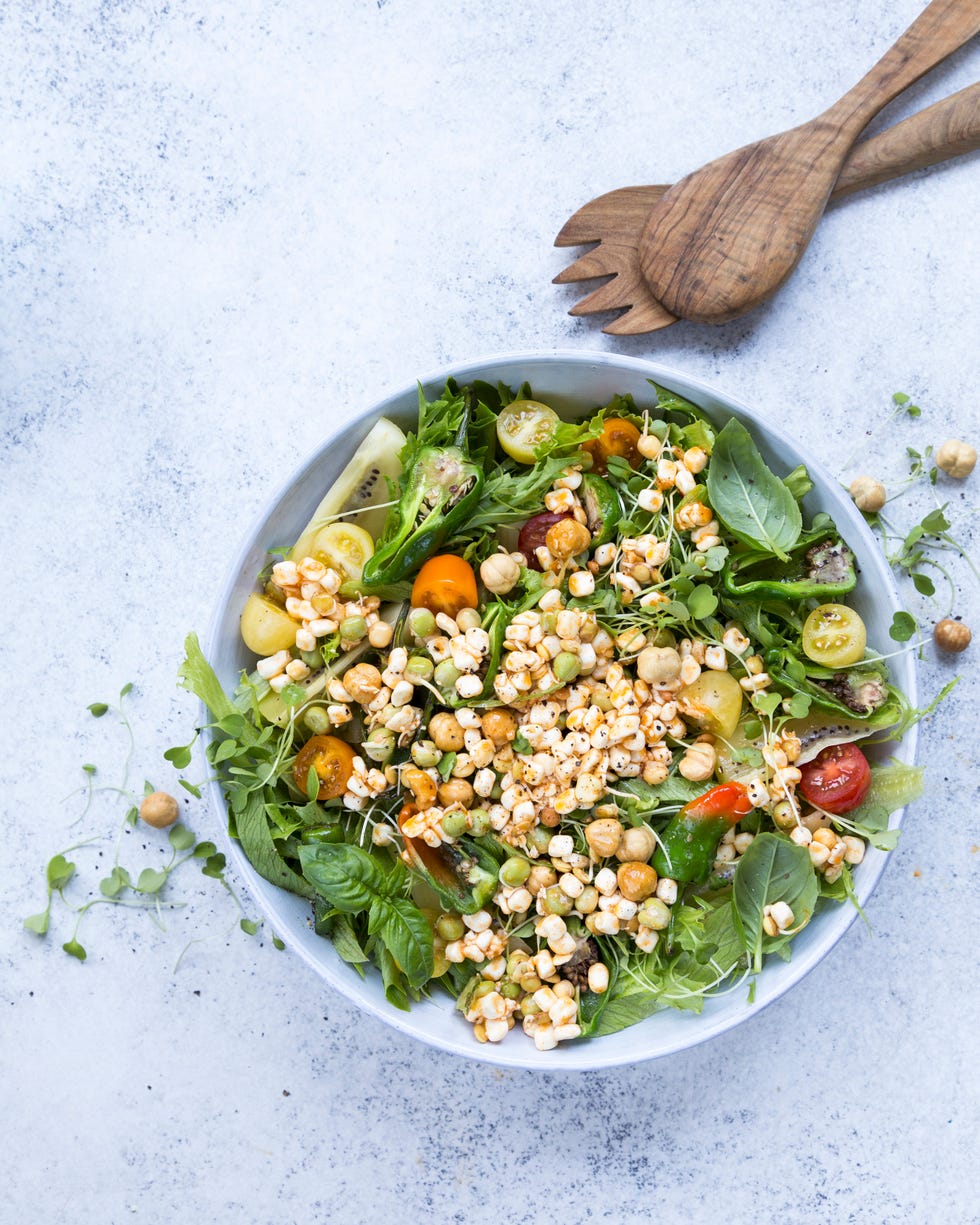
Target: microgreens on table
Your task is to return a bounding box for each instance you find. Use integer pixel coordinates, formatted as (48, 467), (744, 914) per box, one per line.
(24, 686), (284, 966)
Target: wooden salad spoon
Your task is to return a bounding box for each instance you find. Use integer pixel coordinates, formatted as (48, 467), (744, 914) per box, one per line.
(634, 0), (980, 324)
(554, 82), (980, 334)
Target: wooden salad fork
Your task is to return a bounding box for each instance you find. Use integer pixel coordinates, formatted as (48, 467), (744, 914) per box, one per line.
(554, 82), (980, 335)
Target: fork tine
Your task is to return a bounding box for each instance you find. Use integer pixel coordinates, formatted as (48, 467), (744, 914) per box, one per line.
(568, 277), (635, 316)
(553, 247), (613, 284)
(555, 185), (668, 247)
(603, 299), (678, 335)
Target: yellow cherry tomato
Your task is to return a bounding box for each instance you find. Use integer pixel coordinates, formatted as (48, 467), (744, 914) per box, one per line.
(293, 735), (357, 800)
(411, 554), (478, 618)
(676, 670), (744, 739)
(240, 593), (298, 655)
(496, 400), (560, 464)
(584, 417), (642, 473)
(313, 522), (375, 581)
(802, 604), (867, 667)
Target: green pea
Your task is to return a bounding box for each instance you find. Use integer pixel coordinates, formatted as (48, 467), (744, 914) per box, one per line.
(363, 728), (395, 763)
(638, 899), (671, 930)
(553, 652), (581, 683)
(527, 826), (553, 854)
(411, 739), (442, 769)
(499, 857), (531, 887)
(303, 706), (331, 735)
(542, 885), (573, 916)
(299, 648), (323, 670)
(455, 607), (483, 631)
(405, 655), (434, 681)
(507, 950), (530, 977)
(468, 808), (492, 836)
(574, 885), (599, 914)
(435, 914), (465, 941)
(472, 980), (497, 1000)
(542, 612), (558, 634)
(520, 997), (541, 1018)
(500, 981), (522, 1000)
(407, 607), (436, 639)
(340, 615), (367, 642)
(441, 812), (468, 839)
(434, 660), (461, 690)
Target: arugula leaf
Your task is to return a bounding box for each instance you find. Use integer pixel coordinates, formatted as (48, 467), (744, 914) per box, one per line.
(239, 792), (315, 899)
(707, 419), (802, 560)
(732, 834), (818, 972)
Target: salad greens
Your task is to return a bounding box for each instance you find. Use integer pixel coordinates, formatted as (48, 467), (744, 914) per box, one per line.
(180, 377), (929, 1052)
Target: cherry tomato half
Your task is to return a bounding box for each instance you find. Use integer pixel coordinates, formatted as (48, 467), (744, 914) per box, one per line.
(798, 743), (871, 814)
(802, 604), (867, 667)
(293, 734), (357, 800)
(518, 511), (572, 570)
(411, 554), (478, 618)
(584, 417), (642, 474)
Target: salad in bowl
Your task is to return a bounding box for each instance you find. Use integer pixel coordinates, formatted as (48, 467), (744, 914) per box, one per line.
(183, 353), (923, 1064)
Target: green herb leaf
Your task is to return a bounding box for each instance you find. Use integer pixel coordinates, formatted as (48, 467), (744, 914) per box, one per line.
(62, 940), (87, 961)
(87, 702), (109, 718)
(202, 853), (226, 878)
(168, 824), (196, 852)
(240, 918), (260, 936)
(136, 868), (169, 894)
(889, 611), (917, 642)
(24, 911), (50, 935)
(732, 834), (818, 972)
(437, 752), (457, 781)
(46, 854), (76, 891)
(687, 584), (718, 620)
(706, 419), (802, 560)
(299, 842), (385, 912)
(368, 893), (434, 989)
(164, 740), (196, 769)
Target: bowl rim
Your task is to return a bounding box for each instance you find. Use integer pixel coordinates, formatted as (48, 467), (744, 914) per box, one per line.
(203, 347), (918, 1070)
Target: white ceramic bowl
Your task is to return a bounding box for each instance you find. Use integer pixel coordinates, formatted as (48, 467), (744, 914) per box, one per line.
(205, 349), (917, 1069)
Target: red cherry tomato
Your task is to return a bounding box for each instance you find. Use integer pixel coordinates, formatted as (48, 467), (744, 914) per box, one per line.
(798, 743), (872, 814)
(518, 511), (572, 569)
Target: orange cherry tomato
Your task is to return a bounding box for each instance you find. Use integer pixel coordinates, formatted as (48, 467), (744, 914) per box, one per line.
(411, 554), (478, 618)
(293, 734), (357, 800)
(584, 417), (642, 473)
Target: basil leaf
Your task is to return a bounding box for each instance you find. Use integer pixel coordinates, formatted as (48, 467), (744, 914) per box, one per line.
(707, 419), (802, 560)
(732, 834), (818, 972)
(368, 894), (434, 990)
(299, 842), (384, 912)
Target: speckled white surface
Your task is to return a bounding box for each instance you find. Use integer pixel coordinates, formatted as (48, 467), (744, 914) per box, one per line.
(2, 2), (978, 1222)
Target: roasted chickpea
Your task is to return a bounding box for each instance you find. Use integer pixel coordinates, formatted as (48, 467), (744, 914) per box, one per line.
(437, 778), (475, 809)
(545, 517), (592, 560)
(615, 825), (657, 863)
(936, 439), (976, 479)
(140, 791), (180, 829)
(617, 861), (658, 902)
(428, 712), (465, 752)
(480, 707), (519, 746)
(342, 662), (384, 705)
(934, 618), (971, 653)
(636, 645), (682, 684)
(849, 475), (886, 513)
(480, 552), (521, 595)
(585, 817), (624, 858)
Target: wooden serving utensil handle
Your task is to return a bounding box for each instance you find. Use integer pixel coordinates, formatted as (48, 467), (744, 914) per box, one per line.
(831, 0), (980, 136)
(833, 81), (980, 197)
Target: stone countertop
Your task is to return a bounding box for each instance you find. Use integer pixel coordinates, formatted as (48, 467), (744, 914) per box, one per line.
(2, 2), (977, 1222)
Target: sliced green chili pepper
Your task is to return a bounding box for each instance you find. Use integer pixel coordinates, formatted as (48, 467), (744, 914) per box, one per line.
(652, 781), (753, 884)
(580, 472), (621, 545)
(361, 395), (484, 587)
(722, 537), (856, 599)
